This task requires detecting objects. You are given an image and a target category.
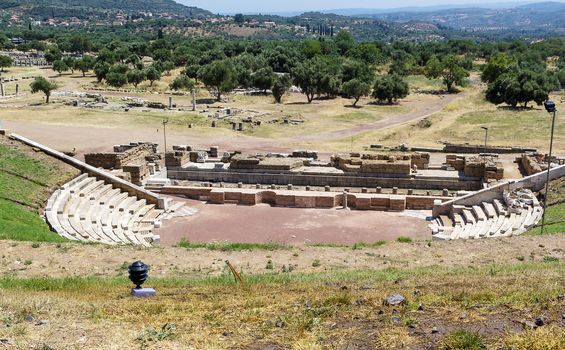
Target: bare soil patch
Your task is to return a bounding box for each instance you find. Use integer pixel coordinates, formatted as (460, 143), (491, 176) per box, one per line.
(2, 234), (562, 279)
(157, 199), (430, 246)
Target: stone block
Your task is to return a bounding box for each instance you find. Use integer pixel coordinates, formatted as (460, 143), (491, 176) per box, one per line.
(316, 195), (336, 208)
(209, 191), (225, 204)
(389, 197), (406, 211)
(356, 197), (371, 210)
(241, 192), (258, 205)
(276, 194), (295, 207)
(295, 195), (316, 208)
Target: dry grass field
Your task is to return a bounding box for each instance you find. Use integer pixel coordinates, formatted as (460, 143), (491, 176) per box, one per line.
(0, 237), (563, 349)
(2, 66), (563, 155)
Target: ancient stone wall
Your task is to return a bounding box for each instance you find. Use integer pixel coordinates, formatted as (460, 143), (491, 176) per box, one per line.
(85, 143), (156, 170)
(122, 163), (148, 185)
(160, 186), (452, 211)
(230, 155), (304, 171)
(166, 168), (482, 190)
(443, 143), (537, 154)
(446, 155), (503, 180)
(520, 153), (544, 176)
(165, 151), (190, 167)
(291, 150), (318, 159)
(463, 156), (504, 180)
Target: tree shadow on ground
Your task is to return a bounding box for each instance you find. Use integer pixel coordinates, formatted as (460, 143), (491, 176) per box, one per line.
(196, 98), (219, 105)
(496, 105), (541, 112)
(345, 104), (362, 109)
(286, 101), (311, 105)
(367, 101), (397, 106)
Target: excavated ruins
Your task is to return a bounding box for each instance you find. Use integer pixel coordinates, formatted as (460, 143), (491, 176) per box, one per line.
(3, 129), (564, 245)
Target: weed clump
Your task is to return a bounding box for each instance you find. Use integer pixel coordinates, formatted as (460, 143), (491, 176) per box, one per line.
(397, 236), (413, 243)
(440, 329), (486, 350)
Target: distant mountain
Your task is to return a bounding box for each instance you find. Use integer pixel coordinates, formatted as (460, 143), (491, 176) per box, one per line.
(0, 0), (213, 18)
(345, 1), (565, 34)
(319, 2), (533, 16)
(516, 1), (565, 11)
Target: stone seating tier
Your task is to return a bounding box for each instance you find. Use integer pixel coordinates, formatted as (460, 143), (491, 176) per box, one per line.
(44, 174), (191, 245)
(431, 198), (542, 241)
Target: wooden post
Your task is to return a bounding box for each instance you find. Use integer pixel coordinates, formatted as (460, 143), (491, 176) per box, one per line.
(225, 260), (245, 285)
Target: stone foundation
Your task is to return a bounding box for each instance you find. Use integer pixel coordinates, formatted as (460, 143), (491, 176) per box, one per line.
(160, 186), (451, 211)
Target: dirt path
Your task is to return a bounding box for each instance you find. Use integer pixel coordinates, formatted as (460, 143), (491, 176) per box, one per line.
(289, 92), (468, 142)
(2, 234), (563, 278)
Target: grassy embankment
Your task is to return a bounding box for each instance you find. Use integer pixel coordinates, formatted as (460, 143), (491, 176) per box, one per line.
(527, 177), (565, 235)
(0, 143), (76, 242)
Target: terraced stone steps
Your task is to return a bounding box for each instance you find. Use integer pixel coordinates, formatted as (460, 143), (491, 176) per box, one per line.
(431, 196), (542, 240)
(45, 174), (194, 245)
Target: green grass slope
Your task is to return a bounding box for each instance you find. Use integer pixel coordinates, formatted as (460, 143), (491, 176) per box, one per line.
(527, 177), (565, 235)
(0, 141), (78, 242)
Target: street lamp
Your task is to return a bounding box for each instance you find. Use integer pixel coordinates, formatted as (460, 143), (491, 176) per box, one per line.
(481, 126), (489, 166)
(540, 100), (557, 235)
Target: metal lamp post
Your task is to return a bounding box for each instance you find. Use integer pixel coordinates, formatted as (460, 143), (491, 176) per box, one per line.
(162, 118), (169, 154)
(540, 101), (557, 235)
(481, 126), (489, 166)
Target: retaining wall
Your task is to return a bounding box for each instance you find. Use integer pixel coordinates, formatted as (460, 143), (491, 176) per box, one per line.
(432, 164), (565, 217)
(160, 186), (451, 211)
(166, 168), (482, 191)
(9, 133), (166, 209)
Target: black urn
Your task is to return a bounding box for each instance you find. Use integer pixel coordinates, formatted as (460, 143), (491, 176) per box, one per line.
(128, 261), (149, 289)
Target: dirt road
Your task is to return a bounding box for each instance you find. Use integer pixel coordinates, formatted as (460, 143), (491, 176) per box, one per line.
(1, 91), (465, 156)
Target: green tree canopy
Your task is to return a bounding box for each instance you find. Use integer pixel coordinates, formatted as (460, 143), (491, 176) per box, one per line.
(198, 60), (238, 101)
(425, 54), (469, 92)
(106, 72), (127, 88)
(76, 56), (95, 77)
(0, 55), (12, 72)
(52, 60), (69, 76)
(170, 74), (196, 92)
(126, 69), (146, 88)
(44, 46), (62, 64)
(486, 68), (558, 108)
(145, 66), (162, 86)
(347, 42), (382, 65)
(372, 74), (410, 104)
(251, 67), (275, 93)
(481, 53), (514, 83)
(342, 78), (372, 107)
(94, 62), (110, 83)
(334, 30), (355, 55)
(272, 74), (292, 104)
(30, 76), (59, 103)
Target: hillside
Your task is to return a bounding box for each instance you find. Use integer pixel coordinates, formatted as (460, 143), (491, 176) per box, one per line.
(0, 134), (79, 242)
(0, 0), (212, 19)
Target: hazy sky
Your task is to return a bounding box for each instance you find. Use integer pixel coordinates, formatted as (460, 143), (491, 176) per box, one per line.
(178, 0), (549, 14)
